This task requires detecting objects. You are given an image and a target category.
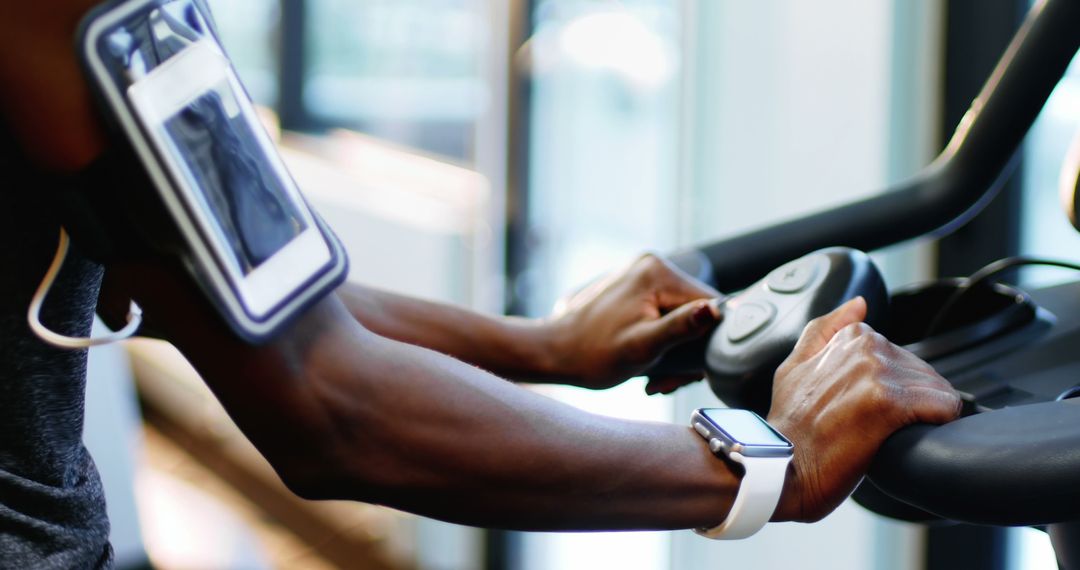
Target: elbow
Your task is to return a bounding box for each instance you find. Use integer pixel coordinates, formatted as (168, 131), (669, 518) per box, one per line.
(261, 417), (397, 504)
(275, 460), (340, 501)
(268, 425), (428, 506)
(273, 449), (405, 506)
(248, 427), (345, 500)
(265, 427), (381, 502)
(271, 446), (385, 502)
(255, 326), (419, 504)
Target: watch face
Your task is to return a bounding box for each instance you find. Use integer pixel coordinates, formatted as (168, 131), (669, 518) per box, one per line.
(700, 409), (793, 452)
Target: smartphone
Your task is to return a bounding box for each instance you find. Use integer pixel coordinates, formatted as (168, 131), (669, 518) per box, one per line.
(78, 0), (348, 342)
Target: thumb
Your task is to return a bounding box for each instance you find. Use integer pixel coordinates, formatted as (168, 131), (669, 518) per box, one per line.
(635, 298), (722, 357)
(788, 296), (868, 363)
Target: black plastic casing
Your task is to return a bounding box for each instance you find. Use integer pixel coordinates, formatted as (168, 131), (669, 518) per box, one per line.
(706, 248), (888, 414)
(651, 247), (888, 415)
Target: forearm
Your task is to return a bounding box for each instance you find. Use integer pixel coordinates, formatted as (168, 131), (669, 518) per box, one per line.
(338, 283), (566, 383)
(311, 324), (735, 530)
(165, 293), (738, 531)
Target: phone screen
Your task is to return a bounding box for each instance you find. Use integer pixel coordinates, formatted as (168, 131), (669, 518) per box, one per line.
(162, 80), (307, 275)
(124, 37), (333, 318)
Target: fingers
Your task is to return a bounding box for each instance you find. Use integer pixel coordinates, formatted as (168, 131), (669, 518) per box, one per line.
(632, 298), (722, 357)
(788, 297), (868, 364)
(552, 272), (621, 316)
(888, 347), (961, 424)
(904, 385), (963, 425)
(553, 253), (719, 318)
(824, 324), (962, 427)
(632, 254), (723, 310)
(644, 373), (705, 396)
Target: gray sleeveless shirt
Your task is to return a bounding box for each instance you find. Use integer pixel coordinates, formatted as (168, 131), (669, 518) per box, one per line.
(0, 132), (112, 568)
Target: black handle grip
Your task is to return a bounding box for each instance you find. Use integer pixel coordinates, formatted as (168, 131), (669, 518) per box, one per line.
(865, 400), (1080, 526)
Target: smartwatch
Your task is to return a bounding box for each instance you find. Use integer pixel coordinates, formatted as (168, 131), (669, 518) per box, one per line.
(691, 408), (794, 540)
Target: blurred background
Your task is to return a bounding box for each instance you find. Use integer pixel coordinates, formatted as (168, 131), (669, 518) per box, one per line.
(83, 0), (1080, 568)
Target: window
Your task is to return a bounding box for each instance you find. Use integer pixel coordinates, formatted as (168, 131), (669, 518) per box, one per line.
(209, 0), (493, 164)
(207, 1), (280, 106)
(306, 0), (491, 160)
(515, 2), (682, 568)
(1020, 55), (1080, 286)
(520, 0), (683, 316)
(516, 2), (938, 570)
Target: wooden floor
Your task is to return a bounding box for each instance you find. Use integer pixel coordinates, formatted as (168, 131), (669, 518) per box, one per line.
(129, 340), (414, 570)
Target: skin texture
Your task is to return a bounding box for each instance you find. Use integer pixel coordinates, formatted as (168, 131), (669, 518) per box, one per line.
(767, 298), (960, 521)
(338, 254), (724, 393)
(102, 261), (744, 530)
(104, 258), (958, 530)
(6, 1), (961, 533)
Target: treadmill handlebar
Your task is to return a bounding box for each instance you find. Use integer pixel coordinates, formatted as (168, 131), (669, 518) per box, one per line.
(679, 0), (1080, 292)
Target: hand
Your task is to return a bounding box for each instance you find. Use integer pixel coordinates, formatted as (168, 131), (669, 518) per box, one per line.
(767, 297), (961, 523)
(545, 253), (723, 391)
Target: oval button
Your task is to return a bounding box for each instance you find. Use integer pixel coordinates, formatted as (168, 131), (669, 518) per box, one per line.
(726, 301), (777, 343)
(766, 257), (819, 294)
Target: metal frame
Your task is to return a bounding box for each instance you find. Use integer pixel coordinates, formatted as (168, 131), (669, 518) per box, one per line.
(934, 0), (1030, 278)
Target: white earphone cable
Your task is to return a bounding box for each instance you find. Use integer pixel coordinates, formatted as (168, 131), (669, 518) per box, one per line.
(27, 228), (142, 349)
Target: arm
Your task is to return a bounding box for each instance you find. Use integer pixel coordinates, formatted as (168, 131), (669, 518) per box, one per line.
(6, 5), (961, 530)
(107, 260), (959, 529)
(336, 283), (559, 383)
(111, 264), (740, 530)
(338, 254), (723, 389)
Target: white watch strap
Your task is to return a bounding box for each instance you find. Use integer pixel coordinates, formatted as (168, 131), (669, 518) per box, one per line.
(695, 452), (792, 540)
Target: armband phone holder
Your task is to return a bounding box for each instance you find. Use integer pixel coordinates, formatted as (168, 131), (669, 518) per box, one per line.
(69, 0), (348, 343)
